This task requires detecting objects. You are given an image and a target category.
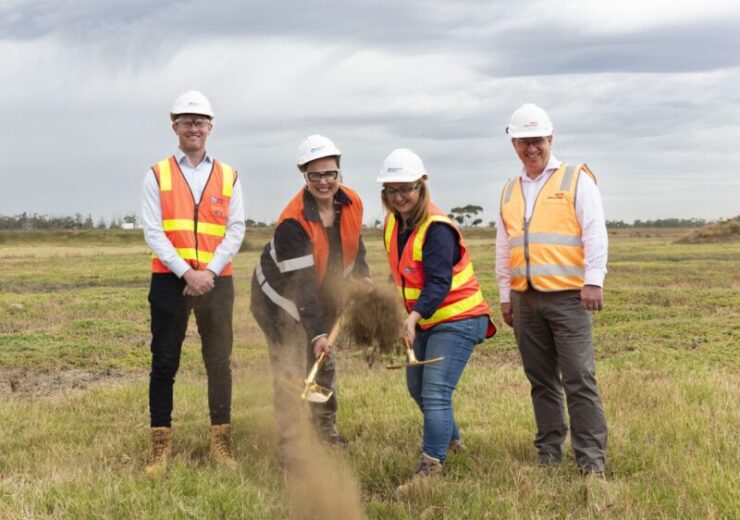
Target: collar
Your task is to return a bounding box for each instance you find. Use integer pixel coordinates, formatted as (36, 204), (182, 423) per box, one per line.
(302, 185), (351, 222)
(175, 148), (213, 167)
(519, 153), (562, 183)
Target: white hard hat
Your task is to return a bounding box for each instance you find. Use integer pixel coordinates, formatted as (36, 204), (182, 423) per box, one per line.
(297, 135), (342, 168)
(170, 90), (215, 119)
(377, 148), (428, 183)
(506, 103), (553, 138)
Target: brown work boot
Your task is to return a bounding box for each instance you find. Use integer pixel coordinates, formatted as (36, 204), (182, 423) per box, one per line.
(210, 423), (238, 470)
(145, 427), (172, 476)
(395, 453), (443, 497)
(448, 438), (466, 454)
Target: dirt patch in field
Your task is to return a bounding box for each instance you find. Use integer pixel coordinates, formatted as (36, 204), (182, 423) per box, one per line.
(0, 367), (140, 397)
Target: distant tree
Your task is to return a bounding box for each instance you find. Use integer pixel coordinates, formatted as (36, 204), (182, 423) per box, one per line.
(449, 205), (484, 227)
(245, 218), (256, 227)
(96, 217), (107, 229)
(84, 214), (94, 229)
(123, 214), (137, 226)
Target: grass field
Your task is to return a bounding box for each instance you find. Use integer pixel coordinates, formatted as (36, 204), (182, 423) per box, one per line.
(0, 228), (738, 519)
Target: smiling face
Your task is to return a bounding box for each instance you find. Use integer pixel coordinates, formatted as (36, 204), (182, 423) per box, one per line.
(172, 114), (212, 155)
(512, 135), (552, 178)
(303, 156), (341, 204)
(382, 181), (423, 220)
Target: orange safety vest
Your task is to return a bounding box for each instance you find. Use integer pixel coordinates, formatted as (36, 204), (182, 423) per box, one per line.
(276, 185), (363, 282)
(151, 155), (236, 275)
(500, 162), (595, 292)
(384, 204), (496, 336)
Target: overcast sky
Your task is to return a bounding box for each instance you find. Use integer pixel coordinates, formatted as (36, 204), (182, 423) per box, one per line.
(3, 0), (739, 225)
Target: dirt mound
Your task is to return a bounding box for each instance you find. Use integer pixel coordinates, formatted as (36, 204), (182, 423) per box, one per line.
(675, 217), (740, 244)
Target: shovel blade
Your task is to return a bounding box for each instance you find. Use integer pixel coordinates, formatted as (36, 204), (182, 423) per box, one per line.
(385, 356), (445, 370)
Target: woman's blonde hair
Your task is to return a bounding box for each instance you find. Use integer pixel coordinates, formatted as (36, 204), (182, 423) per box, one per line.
(381, 179), (430, 231)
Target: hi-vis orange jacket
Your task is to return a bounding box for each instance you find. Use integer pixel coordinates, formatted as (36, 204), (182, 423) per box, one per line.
(151, 155), (236, 275)
(384, 205), (495, 337)
(276, 185), (363, 282)
(500, 163), (595, 292)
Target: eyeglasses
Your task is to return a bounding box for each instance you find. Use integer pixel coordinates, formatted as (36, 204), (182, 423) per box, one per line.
(514, 137), (548, 147)
(382, 183), (421, 197)
(175, 118), (211, 129)
(306, 170), (340, 183)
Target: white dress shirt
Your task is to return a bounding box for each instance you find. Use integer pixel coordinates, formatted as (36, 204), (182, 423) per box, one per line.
(495, 154), (608, 303)
(142, 148), (246, 278)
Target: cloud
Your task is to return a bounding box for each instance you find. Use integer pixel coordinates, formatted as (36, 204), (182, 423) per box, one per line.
(2, 1), (739, 223)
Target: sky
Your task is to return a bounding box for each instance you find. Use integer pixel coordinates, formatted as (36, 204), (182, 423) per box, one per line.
(3, 0), (739, 226)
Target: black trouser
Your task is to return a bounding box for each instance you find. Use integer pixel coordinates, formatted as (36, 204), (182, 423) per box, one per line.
(511, 289), (608, 472)
(148, 273), (234, 427)
(250, 280), (339, 457)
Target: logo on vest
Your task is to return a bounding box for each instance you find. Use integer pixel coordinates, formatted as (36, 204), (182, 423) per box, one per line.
(546, 192), (565, 200)
(404, 267), (416, 274)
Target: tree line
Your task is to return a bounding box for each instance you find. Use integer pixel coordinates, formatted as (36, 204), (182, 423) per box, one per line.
(0, 213), (138, 230)
(0, 212), (726, 231)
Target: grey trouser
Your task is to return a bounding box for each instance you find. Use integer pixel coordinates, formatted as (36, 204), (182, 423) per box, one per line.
(511, 288), (608, 472)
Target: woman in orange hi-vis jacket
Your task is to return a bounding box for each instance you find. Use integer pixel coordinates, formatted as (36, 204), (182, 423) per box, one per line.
(378, 148), (496, 495)
(250, 135), (369, 463)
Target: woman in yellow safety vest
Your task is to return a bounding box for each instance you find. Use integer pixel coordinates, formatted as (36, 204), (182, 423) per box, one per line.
(378, 148), (496, 494)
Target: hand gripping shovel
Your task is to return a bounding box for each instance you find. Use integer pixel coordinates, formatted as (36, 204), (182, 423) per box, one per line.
(301, 318), (342, 403)
(385, 335), (444, 370)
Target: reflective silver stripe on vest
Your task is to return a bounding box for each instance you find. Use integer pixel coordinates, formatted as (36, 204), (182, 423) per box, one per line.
(503, 178), (517, 204)
(269, 239), (314, 273)
(255, 262), (300, 321)
(559, 164), (577, 191)
(512, 265), (585, 278)
(343, 261), (355, 278)
(509, 233), (583, 248)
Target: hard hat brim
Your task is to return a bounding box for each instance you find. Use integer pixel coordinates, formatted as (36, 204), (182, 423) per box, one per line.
(507, 127), (553, 138)
(376, 172), (427, 183)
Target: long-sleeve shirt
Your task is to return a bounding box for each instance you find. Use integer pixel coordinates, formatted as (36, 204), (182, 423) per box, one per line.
(142, 148), (246, 277)
(397, 222), (460, 319)
(495, 154), (608, 304)
(252, 187), (369, 343)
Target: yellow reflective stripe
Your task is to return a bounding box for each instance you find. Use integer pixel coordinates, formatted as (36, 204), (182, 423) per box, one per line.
(151, 248), (213, 263)
(402, 264), (474, 302)
(158, 159), (172, 191)
(221, 163), (234, 197)
(420, 290), (484, 327)
(404, 287), (421, 299)
(451, 263), (474, 290)
(384, 214), (395, 252)
(162, 219), (225, 237)
(163, 219), (194, 232)
(412, 215), (450, 261)
(198, 222), (226, 236)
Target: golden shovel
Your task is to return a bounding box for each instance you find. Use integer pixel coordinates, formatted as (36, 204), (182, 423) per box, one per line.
(301, 318), (342, 403)
(386, 336), (444, 370)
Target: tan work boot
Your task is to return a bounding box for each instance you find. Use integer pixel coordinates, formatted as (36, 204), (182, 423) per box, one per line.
(145, 426), (172, 476)
(583, 471), (616, 512)
(395, 453), (443, 497)
(210, 423), (238, 470)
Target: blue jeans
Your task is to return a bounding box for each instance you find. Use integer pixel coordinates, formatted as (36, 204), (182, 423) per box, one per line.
(406, 315), (488, 463)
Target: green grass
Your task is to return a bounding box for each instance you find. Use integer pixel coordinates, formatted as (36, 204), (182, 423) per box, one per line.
(0, 229), (738, 519)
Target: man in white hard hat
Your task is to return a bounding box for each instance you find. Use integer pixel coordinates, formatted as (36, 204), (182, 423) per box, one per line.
(496, 103), (610, 479)
(141, 90), (245, 475)
(250, 135), (369, 462)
